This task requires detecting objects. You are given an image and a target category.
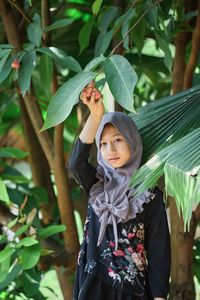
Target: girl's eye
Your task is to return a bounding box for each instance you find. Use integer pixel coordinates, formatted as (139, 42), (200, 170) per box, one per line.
(114, 138), (122, 143)
(100, 142), (107, 147)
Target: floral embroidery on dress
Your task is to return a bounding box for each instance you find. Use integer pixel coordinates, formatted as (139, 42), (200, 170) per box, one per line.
(84, 259), (97, 274)
(83, 216), (90, 244)
(103, 222), (146, 289)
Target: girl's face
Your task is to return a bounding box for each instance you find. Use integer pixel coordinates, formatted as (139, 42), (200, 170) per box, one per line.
(100, 124), (132, 168)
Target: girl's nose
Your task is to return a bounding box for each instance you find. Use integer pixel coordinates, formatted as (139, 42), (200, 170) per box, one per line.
(108, 143), (116, 153)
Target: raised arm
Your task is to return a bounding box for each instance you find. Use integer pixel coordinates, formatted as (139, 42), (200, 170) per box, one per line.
(68, 81), (104, 194)
(79, 80), (104, 143)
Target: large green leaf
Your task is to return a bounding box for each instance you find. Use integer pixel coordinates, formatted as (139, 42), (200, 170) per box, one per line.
(0, 264), (22, 290)
(0, 50), (12, 73)
(0, 57), (12, 85)
(22, 270), (41, 297)
(0, 179), (10, 205)
(36, 47), (82, 73)
(84, 56), (106, 72)
(104, 55), (138, 112)
(121, 9), (136, 50)
(92, 0), (103, 15)
(37, 224), (66, 240)
(18, 50), (36, 96)
(95, 30), (113, 56)
(79, 16), (95, 54)
(0, 147), (28, 159)
(17, 237), (39, 248)
(21, 243), (41, 270)
(0, 246), (14, 264)
(27, 13), (42, 47)
(155, 32), (172, 72)
(43, 18), (73, 32)
(38, 54), (53, 100)
(41, 71), (95, 130)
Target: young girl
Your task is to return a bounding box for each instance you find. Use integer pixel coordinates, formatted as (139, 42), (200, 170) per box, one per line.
(68, 81), (170, 300)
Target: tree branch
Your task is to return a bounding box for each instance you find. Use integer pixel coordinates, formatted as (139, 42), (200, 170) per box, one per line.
(6, 0), (31, 23)
(109, 0), (164, 57)
(23, 93), (54, 167)
(183, 1), (200, 89)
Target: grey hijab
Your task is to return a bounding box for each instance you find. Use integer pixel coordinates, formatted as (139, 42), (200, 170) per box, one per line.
(89, 112), (152, 251)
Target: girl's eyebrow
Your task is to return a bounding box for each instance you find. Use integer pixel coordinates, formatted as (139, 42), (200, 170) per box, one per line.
(100, 133), (122, 142)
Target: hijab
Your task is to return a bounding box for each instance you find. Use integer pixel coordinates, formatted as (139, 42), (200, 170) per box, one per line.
(89, 112), (152, 251)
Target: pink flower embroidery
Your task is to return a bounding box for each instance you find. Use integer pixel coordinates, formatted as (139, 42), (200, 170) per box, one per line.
(131, 252), (145, 271)
(127, 246), (134, 254)
(136, 243), (144, 253)
(113, 249), (125, 256)
(127, 233), (135, 239)
(109, 241), (115, 248)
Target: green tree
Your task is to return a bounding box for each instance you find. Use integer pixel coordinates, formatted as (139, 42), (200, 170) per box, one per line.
(0, 0), (200, 299)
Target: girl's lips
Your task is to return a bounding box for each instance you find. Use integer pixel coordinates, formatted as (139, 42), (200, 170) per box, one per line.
(108, 157), (120, 162)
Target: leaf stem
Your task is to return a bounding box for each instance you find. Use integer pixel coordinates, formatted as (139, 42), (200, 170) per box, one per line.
(6, 0), (31, 23)
(109, 0), (164, 57)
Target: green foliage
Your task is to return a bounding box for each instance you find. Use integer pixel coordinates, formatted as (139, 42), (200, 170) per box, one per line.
(0, 179), (10, 204)
(27, 13), (42, 47)
(0, 147), (28, 159)
(103, 55), (138, 112)
(92, 0), (103, 15)
(0, 0), (200, 297)
(18, 50), (36, 96)
(41, 71), (96, 130)
(130, 86), (200, 227)
(43, 18), (74, 32)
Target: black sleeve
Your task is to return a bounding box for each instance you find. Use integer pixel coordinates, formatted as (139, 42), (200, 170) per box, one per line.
(145, 188), (171, 298)
(68, 137), (97, 195)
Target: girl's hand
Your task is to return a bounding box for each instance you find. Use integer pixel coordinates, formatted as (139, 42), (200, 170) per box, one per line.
(80, 80), (104, 117)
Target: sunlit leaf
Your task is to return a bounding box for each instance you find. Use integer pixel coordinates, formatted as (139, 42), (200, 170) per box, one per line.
(92, 0), (103, 15)
(17, 237), (38, 248)
(104, 55), (138, 112)
(0, 147), (28, 159)
(21, 243), (41, 270)
(37, 224), (66, 240)
(0, 246), (14, 264)
(0, 179), (10, 205)
(15, 223), (32, 238)
(41, 71), (95, 130)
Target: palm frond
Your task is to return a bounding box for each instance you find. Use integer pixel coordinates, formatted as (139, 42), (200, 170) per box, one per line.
(129, 85), (200, 227)
(130, 85), (200, 162)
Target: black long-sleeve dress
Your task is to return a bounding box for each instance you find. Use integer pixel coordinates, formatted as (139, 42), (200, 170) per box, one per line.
(68, 138), (171, 300)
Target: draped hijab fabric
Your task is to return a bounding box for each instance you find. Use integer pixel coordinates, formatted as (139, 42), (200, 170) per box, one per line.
(89, 112), (152, 250)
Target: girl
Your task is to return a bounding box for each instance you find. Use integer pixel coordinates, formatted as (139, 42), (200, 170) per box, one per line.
(68, 81), (170, 300)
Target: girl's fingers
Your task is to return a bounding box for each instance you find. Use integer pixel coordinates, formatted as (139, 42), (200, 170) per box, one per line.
(80, 91), (87, 103)
(86, 87), (93, 97)
(90, 91), (96, 104)
(87, 80), (95, 89)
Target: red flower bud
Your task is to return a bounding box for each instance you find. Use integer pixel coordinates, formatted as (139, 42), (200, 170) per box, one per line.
(11, 59), (20, 70)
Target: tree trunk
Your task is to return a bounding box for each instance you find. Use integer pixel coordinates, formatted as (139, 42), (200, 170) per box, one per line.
(169, 198), (196, 300)
(170, 1), (199, 299)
